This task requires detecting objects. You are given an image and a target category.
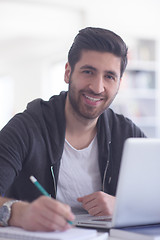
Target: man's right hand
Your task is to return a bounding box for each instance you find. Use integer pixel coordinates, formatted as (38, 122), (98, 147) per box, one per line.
(9, 196), (75, 231)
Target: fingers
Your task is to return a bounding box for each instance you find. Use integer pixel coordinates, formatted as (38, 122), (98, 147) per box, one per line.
(39, 198), (74, 230)
(17, 196), (75, 231)
(77, 192), (97, 209)
(77, 191), (115, 216)
(77, 197), (83, 202)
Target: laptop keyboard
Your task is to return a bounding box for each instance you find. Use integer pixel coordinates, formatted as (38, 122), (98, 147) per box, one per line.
(91, 216), (112, 222)
(75, 214), (112, 222)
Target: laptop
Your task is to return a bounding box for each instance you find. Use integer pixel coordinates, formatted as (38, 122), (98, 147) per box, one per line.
(74, 138), (160, 229)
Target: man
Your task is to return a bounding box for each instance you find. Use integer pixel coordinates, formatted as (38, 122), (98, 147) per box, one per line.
(0, 27), (145, 232)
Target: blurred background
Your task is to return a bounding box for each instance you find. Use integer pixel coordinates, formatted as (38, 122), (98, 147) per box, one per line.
(0, 0), (160, 137)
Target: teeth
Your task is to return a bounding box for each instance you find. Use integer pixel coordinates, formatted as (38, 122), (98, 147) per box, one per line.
(85, 95), (101, 102)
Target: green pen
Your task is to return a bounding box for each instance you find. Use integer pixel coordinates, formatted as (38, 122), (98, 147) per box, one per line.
(30, 175), (73, 225)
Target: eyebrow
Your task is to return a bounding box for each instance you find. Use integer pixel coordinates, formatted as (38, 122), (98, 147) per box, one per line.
(80, 65), (118, 78)
(80, 65), (97, 71)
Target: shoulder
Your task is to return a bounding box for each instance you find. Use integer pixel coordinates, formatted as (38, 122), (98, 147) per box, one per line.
(1, 92), (67, 135)
(26, 91), (67, 114)
(102, 108), (146, 138)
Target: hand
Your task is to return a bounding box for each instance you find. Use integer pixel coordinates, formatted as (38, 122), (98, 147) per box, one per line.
(77, 191), (115, 216)
(10, 196), (75, 232)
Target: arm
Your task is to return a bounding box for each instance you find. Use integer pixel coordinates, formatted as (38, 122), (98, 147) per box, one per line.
(77, 191), (115, 216)
(0, 196), (75, 231)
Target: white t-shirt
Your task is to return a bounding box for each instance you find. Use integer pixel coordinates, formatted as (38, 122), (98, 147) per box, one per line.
(56, 135), (102, 210)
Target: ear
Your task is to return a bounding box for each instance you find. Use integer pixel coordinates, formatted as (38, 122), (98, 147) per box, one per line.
(64, 62), (71, 84)
(117, 77), (122, 93)
(119, 77), (122, 87)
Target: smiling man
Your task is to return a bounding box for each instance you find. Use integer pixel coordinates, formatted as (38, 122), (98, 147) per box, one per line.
(65, 51), (121, 120)
(0, 27), (145, 232)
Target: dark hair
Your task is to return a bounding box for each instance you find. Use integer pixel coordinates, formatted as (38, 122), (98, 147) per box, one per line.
(68, 27), (128, 77)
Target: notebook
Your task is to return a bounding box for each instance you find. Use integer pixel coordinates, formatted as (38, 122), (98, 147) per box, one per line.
(74, 138), (160, 229)
(0, 226), (100, 240)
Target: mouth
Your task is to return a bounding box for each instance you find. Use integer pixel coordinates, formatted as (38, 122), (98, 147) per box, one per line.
(84, 94), (103, 102)
(83, 94), (103, 106)
(85, 95), (102, 102)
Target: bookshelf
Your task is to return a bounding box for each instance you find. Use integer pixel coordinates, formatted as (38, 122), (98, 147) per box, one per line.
(111, 39), (160, 138)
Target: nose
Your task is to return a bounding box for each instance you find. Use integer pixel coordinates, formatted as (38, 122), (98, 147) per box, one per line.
(89, 75), (105, 94)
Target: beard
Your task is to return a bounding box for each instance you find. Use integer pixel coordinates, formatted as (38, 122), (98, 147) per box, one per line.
(67, 76), (118, 120)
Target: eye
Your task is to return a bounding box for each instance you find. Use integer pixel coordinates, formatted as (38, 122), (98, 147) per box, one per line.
(105, 74), (115, 81)
(82, 70), (93, 75)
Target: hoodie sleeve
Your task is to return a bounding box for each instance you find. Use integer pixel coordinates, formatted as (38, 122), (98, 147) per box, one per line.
(0, 98), (44, 195)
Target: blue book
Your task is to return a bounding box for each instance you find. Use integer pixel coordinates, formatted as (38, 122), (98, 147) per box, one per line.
(110, 225), (160, 240)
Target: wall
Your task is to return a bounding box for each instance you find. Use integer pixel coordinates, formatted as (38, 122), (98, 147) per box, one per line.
(0, 0), (159, 130)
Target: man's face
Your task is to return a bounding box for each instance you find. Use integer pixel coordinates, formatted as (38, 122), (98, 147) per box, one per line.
(64, 50), (122, 120)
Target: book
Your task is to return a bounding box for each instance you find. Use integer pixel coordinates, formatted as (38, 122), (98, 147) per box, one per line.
(0, 226), (106, 240)
(109, 238), (125, 240)
(110, 224), (160, 240)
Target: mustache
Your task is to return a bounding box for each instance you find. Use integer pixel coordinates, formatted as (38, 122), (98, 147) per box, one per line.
(81, 90), (107, 98)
